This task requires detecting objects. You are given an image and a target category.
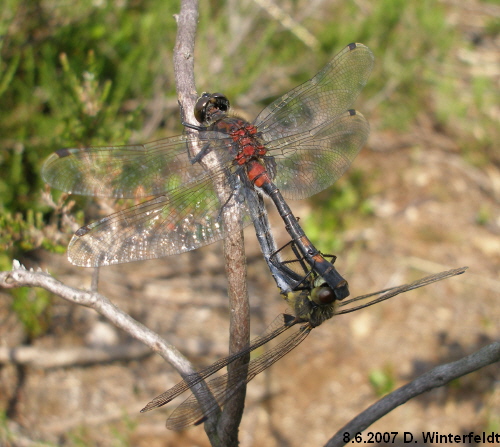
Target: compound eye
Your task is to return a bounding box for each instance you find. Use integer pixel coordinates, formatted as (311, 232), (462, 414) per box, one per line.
(211, 93), (230, 112)
(316, 287), (335, 304)
(194, 93), (212, 123)
(194, 93), (230, 124)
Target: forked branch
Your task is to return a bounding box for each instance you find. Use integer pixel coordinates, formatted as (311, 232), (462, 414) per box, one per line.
(0, 262), (194, 375)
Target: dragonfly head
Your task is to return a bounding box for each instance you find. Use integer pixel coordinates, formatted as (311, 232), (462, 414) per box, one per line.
(194, 92), (230, 125)
(284, 284), (339, 328)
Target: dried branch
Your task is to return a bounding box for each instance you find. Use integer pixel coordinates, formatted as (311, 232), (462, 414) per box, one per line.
(0, 262), (194, 375)
(173, 0), (199, 125)
(173, 0), (250, 443)
(151, 0), (250, 444)
(218, 219), (250, 443)
(169, 0), (212, 384)
(326, 340), (500, 447)
(0, 342), (151, 368)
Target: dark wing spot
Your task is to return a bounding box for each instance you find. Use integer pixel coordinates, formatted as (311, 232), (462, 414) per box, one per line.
(75, 226), (91, 236)
(55, 147), (72, 158)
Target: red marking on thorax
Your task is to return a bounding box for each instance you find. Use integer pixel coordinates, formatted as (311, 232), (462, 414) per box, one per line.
(223, 122), (267, 165)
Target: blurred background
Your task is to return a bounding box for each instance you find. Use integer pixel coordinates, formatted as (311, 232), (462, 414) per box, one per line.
(0, 0), (499, 445)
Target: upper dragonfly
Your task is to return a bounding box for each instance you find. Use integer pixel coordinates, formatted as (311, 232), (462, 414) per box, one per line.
(42, 43), (374, 299)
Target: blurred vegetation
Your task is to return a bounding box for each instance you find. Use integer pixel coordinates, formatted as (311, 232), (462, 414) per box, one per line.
(66, 414), (136, 447)
(0, 0), (179, 262)
(10, 286), (52, 340)
(369, 365), (396, 397)
(1, 0), (498, 334)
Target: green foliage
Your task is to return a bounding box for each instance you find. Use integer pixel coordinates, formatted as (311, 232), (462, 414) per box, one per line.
(475, 205), (492, 226)
(110, 413), (138, 447)
(10, 286), (52, 340)
(66, 416), (136, 447)
(0, 209), (65, 267)
(485, 415), (500, 433)
(2, 0), (495, 264)
(311, 0), (456, 129)
(0, 410), (13, 447)
(0, 411), (57, 446)
(485, 16), (500, 36)
(1, 0), (182, 345)
(65, 426), (93, 447)
(0, 0), (179, 261)
(369, 366), (396, 397)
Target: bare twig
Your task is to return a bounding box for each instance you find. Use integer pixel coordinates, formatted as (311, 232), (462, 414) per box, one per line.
(173, 0), (250, 444)
(0, 343), (151, 368)
(173, 0), (199, 126)
(172, 8), (217, 424)
(326, 341), (500, 447)
(0, 262), (194, 375)
(218, 219), (250, 444)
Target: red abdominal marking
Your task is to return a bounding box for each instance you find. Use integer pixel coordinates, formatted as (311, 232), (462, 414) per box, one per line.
(311, 253), (324, 263)
(247, 161), (272, 188)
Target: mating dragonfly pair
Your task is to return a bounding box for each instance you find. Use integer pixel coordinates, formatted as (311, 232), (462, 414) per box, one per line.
(141, 238), (466, 429)
(42, 43), (466, 429)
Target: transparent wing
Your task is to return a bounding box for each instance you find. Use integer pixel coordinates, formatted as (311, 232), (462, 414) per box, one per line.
(266, 109), (369, 200)
(254, 43), (374, 142)
(140, 314), (295, 413)
(41, 132), (235, 198)
(337, 267), (468, 314)
(67, 171), (253, 267)
(165, 324), (310, 430)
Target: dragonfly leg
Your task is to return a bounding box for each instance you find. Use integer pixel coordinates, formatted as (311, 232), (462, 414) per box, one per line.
(189, 142), (212, 164)
(182, 121), (208, 131)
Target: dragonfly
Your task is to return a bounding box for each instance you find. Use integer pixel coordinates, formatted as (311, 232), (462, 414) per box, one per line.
(42, 42), (374, 299)
(141, 246), (467, 430)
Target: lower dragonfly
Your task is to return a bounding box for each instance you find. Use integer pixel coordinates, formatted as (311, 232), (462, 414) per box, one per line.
(141, 244), (467, 429)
